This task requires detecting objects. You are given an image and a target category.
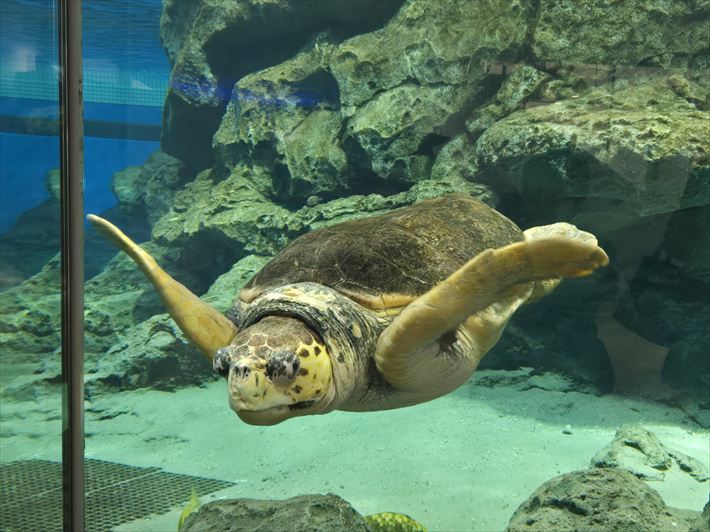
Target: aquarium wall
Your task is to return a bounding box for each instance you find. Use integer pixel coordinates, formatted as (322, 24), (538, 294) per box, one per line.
(1, 1), (708, 531)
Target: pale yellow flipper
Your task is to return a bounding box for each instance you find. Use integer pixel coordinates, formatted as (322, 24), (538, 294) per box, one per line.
(524, 222), (600, 302)
(87, 214), (238, 360)
(375, 233), (608, 390)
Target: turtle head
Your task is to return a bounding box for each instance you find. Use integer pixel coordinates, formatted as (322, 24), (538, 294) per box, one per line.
(213, 316), (334, 425)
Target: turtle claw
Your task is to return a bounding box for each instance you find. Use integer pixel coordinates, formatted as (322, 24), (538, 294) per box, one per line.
(521, 236), (609, 280)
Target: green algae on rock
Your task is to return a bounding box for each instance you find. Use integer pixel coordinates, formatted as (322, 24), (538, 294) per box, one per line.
(474, 77), (709, 233)
(160, 0), (403, 170)
(532, 0), (710, 70)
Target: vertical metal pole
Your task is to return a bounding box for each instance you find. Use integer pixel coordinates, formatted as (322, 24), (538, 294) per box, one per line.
(59, 0), (84, 530)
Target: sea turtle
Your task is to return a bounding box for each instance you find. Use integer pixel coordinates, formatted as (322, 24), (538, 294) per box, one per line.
(88, 193), (608, 426)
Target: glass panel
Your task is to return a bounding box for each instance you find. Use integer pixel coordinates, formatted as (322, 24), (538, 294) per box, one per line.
(76, 2), (710, 532)
(0, 0), (63, 530)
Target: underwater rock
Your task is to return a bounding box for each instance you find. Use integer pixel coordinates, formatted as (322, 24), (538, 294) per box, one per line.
(0, 233), (202, 385)
(689, 501), (710, 532)
(293, 178), (492, 231)
(0, 256), (61, 361)
(181, 493), (369, 532)
(620, 257), (710, 401)
(0, 198), (59, 291)
(660, 206), (710, 284)
(532, 0), (710, 72)
(343, 83), (465, 185)
(44, 168), (60, 200)
(332, 0), (531, 186)
(111, 150), (189, 225)
(159, 0), (403, 171)
(212, 36), (349, 205)
(90, 313), (212, 392)
(591, 424), (674, 481)
(590, 424), (710, 483)
(151, 167), (294, 258)
(472, 367), (598, 395)
(330, 0), (531, 111)
(430, 134), (480, 185)
(210, 0), (532, 205)
(506, 468), (698, 532)
(474, 77), (709, 235)
(0, 168), (62, 290)
(1, 151), (185, 293)
(466, 65), (550, 140)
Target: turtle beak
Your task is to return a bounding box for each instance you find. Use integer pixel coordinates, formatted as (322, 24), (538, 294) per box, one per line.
(87, 215), (238, 360)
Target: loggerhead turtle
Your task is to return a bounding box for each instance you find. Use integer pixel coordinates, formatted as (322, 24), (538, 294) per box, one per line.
(88, 194), (608, 426)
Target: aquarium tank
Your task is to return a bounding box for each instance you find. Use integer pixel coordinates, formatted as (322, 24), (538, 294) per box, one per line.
(1, 0), (708, 531)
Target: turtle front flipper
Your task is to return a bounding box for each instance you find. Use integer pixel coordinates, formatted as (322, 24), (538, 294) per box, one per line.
(524, 222), (600, 303)
(374, 235), (608, 391)
(87, 215), (238, 360)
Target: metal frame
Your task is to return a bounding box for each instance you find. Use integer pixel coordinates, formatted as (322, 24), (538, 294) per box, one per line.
(58, 0), (85, 530)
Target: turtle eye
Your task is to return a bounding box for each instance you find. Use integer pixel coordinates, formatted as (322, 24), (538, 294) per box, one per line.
(266, 350), (300, 385)
(213, 348), (231, 378)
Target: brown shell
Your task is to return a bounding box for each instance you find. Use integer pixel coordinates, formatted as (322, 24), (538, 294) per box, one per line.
(240, 194), (523, 309)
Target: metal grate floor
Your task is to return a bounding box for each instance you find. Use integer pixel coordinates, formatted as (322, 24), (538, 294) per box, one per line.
(0, 458), (235, 532)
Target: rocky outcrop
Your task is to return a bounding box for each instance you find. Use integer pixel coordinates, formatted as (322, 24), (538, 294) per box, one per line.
(0, 199), (59, 291)
(159, 0), (404, 170)
(181, 493), (369, 532)
(473, 76), (708, 234)
(689, 502), (710, 532)
(211, 38), (348, 205)
(532, 1), (710, 71)
(506, 468), (700, 532)
(592, 425), (709, 482)
(331, 1), (531, 187)
(508, 426), (709, 531)
(208, 0), (531, 208)
(111, 150), (189, 225)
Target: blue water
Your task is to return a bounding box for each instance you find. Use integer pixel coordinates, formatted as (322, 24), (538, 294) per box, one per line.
(0, 0), (168, 233)
(0, 0), (166, 72)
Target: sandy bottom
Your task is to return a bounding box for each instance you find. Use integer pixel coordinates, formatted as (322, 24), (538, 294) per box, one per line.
(2, 370), (708, 532)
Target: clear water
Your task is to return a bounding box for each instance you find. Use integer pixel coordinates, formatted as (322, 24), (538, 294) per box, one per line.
(0, 0), (167, 232)
(1, 1), (708, 531)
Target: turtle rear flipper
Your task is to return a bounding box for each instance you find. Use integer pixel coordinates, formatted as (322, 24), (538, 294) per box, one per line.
(374, 235), (608, 391)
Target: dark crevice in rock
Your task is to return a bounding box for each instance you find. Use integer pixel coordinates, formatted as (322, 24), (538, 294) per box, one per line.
(341, 136), (410, 197)
(290, 69), (341, 111)
(271, 163), (298, 208)
(204, 1), (405, 103)
(178, 229), (245, 298)
(161, 93), (225, 171)
(549, 498), (591, 516)
(415, 133), (450, 159)
(131, 291), (164, 325)
(521, 0), (543, 65)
